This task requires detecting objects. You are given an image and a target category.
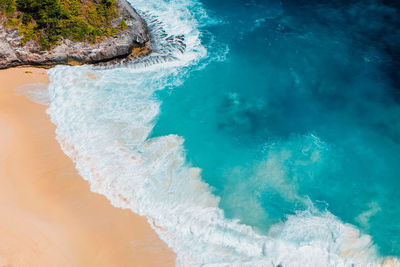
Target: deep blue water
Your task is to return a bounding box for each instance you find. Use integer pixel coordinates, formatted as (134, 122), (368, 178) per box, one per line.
(151, 0), (400, 257)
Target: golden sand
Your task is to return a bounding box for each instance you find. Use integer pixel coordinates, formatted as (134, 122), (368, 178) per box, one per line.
(0, 67), (175, 267)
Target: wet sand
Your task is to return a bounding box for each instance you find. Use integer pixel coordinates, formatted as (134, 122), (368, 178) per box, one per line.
(0, 67), (175, 267)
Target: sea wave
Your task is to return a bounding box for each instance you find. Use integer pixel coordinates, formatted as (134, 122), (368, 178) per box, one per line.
(46, 0), (399, 266)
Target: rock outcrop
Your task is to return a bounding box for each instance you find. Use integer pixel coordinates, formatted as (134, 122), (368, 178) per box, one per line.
(0, 0), (150, 69)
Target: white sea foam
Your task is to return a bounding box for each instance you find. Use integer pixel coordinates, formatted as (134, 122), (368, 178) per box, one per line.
(46, 0), (399, 266)
(14, 83), (49, 105)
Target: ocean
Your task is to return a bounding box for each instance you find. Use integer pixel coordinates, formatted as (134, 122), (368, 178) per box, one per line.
(45, 0), (400, 265)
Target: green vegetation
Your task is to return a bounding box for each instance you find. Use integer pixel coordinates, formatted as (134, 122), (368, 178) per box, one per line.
(0, 0), (127, 50)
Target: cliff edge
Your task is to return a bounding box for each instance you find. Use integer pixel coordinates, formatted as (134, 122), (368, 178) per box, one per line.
(0, 0), (150, 69)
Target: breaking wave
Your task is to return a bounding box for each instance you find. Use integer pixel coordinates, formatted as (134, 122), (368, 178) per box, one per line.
(45, 0), (399, 266)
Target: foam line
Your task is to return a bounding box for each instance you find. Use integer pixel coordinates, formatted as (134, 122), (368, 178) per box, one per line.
(46, 0), (399, 266)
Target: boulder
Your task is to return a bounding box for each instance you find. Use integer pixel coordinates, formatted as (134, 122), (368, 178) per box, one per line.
(0, 0), (150, 69)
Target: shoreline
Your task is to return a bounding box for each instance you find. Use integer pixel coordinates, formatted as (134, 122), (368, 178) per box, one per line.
(0, 67), (175, 266)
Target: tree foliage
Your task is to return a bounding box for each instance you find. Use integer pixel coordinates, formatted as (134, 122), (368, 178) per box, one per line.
(1, 0), (125, 50)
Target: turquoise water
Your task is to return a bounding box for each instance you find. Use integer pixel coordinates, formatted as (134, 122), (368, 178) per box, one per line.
(46, 0), (400, 265)
(152, 0), (400, 257)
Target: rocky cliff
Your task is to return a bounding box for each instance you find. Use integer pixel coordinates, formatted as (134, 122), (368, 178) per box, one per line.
(0, 0), (150, 69)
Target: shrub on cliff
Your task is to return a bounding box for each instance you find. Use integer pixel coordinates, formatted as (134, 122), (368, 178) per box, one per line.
(1, 0), (126, 50)
(0, 0), (15, 14)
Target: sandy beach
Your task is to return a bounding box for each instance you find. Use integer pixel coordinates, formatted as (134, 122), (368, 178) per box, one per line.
(0, 67), (175, 267)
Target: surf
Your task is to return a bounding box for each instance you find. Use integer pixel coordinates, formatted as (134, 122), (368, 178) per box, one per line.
(45, 0), (400, 266)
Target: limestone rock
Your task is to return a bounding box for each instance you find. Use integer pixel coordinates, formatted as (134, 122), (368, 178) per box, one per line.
(0, 0), (150, 69)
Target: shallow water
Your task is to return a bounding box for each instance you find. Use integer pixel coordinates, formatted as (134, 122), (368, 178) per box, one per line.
(153, 0), (400, 256)
(46, 0), (400, 265)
